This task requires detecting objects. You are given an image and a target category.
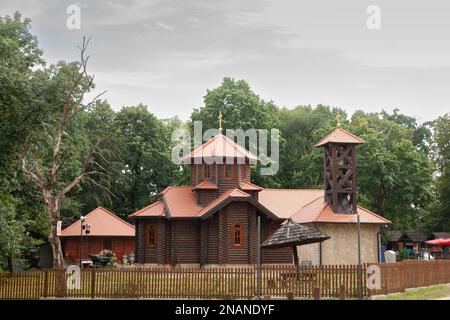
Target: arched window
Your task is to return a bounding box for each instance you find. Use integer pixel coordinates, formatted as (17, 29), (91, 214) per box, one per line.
(146, 224), (157, 247)
(232, 223), (243, 247)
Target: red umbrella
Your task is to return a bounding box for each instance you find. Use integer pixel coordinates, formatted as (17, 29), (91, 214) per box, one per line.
(425, 238), (450, 246)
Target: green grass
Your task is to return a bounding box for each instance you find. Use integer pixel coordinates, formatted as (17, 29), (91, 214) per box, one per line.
(373, 284), (450, 300)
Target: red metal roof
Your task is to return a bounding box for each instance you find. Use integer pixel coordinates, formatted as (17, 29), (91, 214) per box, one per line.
(129, 201), (165, 218)
(239, 180), (263, 191)
(161, 186), (202, 217)
(290, 197), (391, 224)
(61, 207), (135, 237)
(181, 134), (258, 163)
(193, 181), (219, 190)
(258, 189), (324, 219)
(314, 127), (365, 147)
(129, 186), (390, 225)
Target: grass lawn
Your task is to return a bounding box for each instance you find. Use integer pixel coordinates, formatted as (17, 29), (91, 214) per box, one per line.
(373, 284), (450, 300)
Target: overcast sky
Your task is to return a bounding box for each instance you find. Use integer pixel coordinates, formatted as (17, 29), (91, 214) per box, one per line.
(1, 0), (449, 122)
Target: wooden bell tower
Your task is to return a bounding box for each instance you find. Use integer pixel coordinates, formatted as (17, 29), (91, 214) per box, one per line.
(315, 125), (365, 214)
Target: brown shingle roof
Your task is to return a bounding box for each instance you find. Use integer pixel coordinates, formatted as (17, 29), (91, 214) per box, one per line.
(61, 207), (135, 237)
(261, 219), (330, 248)
(314, 127), (365, 147)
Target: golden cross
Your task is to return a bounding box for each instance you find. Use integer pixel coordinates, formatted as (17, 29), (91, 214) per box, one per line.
(336, 111), (341, 128)
(218, 111), (223, 132)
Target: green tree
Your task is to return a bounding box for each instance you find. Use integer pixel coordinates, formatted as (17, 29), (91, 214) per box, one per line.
(111, 104), (176, 216)
(429, 114), (450, 230)
(351, 110), (434, 229)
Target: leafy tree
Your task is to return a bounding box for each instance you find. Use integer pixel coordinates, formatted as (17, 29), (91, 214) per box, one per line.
(191, 77), (279, 132)
(20, 38), (107, 268)
(351, 110), (434, 230)
(429, 114), (450, 230)
(111, 104), (176, 216)
(0, 196), (25, 271)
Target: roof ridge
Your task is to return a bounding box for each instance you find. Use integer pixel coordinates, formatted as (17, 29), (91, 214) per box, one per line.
(62, 206), (134, 234)
(221, 134), (259, 160)
(95, 206), (135, 229)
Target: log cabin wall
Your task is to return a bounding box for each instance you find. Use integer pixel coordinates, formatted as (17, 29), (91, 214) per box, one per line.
(196, 189), (219, 206)
(136, 218), (166, 264)
(171, 219), (201, 264)
(218, 163), (244, 195)
(206, 215), (219, 264)
(224, 202), (251, 263)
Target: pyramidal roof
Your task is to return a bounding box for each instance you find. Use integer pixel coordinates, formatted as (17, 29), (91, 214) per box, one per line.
(181, 134), (258, 163)
(314, 127), (365, 147)
(61, 207), (135, 237)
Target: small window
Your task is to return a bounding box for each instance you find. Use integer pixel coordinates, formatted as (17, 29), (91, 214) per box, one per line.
(146, 224), (157, 247)
(203, 165), (212, 178)
(224, 165), (233, 179)
(232, 223), (243, 247)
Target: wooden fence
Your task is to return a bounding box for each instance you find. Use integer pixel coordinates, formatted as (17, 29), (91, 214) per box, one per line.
(369, 259), (450, 295)
(0, 264), (367, 299)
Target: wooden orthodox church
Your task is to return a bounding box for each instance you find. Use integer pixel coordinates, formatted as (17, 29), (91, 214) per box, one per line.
(130, 121), (391, 266)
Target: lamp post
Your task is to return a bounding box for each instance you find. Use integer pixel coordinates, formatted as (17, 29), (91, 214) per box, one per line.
(79, 216), (85, 269)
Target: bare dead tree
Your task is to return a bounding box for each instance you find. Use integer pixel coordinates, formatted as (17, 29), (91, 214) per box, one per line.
(20, 37), (107, 268)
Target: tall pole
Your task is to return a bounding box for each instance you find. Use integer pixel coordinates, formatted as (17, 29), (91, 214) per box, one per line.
(256, 215), (261, 300)
(357, 214), (363, 299)
(80, 220), (83, 269)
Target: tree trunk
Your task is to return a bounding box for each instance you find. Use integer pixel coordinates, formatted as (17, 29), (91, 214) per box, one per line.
(7, 256), (14, 273)
(48, 221), (65, 269)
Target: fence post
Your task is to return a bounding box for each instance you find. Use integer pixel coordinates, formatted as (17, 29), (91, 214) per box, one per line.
(339, 284), (346, 300)
(43, 269), (49, 299)
(313, 287), (321, 300)
(91, 269), (96, 299)
(286, 292), (294, 300)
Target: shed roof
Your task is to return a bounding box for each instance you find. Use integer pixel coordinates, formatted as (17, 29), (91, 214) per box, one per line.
(261, 219), (330, 248)
(181, 134), (258, 163)
(388, 231), (404, 242)
(61, 207), (135, 237)
(314, 127), (365, 147)
(400, 232), (427, 243)
(427, 232), (450, 241)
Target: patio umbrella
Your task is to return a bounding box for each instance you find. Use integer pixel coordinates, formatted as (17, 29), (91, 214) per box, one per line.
(425, 238), (450, 246)
(261, 218), (330, 266)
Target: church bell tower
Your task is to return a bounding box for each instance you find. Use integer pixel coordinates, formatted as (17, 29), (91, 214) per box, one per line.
(315, 121), (365, 214)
